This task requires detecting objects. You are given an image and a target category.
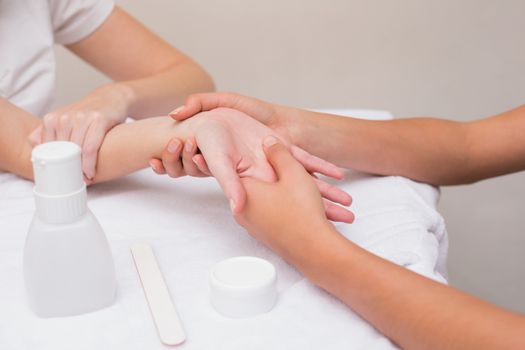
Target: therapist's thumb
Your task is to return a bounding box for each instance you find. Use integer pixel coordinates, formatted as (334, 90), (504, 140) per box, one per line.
(208, 155), (247, 214)
(263, 136), (305, 181)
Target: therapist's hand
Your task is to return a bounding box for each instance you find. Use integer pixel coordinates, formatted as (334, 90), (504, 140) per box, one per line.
(234, 137), (346, 259)
(29, 84), (133, 181)
(157, 108), (353, 222)
(167, 92), (303, 145)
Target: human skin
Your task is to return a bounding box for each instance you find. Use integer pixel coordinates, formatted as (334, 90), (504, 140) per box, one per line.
(236, 137), (525, 350)
(0, 99), (352, 221)
(167, 92), (525, 185)
(29, 6), (214, 180)
(164, 92), (525, 349)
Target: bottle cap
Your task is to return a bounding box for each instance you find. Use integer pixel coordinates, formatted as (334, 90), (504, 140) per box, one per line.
(31, 141), (84, 196)
(209, 256), (277, 318)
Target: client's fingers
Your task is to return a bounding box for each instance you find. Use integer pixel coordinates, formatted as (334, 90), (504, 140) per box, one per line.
(324, 199), (355, 223)
(149, 158), (166, 175)
(291, 145), (344, 180)
(192, 154), (212, 176)
(313, 178), (352, 206)
(161, 138), (185, 178)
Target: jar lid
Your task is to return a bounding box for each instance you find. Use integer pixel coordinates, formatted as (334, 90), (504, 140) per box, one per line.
(209, 256), (277, 318)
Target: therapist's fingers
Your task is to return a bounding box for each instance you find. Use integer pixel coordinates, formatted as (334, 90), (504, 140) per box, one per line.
(69, 112), (91, 147)
(161, 138), (186, 178)
(169, 92), (241, 120)
(313, 177), (353, 206)
(291, 145), (344, 180)
(55, 114), (74, 141)
(81, 118), (108, 180)
(206, 154), (247, 213)
(28, 125), (43, 146)
(42, 113), (58, 142)
(323, 199), (355, 223)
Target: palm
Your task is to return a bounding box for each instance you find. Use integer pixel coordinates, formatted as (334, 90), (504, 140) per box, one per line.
(184, 108), (353, 222)
(194, 108), (280, 182)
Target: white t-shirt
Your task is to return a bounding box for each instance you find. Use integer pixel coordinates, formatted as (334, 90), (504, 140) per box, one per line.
(0, 0), (114, 117)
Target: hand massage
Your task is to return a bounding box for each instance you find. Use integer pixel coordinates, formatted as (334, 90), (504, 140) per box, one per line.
(1, 1), (524, 349)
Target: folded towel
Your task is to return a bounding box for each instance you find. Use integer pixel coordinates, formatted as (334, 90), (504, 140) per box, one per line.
(0, 109), (448, 350)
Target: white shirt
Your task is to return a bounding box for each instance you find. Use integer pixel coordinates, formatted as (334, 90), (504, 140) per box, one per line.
(0, 0), (114, 117)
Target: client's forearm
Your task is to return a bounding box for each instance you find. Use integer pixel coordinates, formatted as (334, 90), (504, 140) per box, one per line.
(92, 116), (188, 183)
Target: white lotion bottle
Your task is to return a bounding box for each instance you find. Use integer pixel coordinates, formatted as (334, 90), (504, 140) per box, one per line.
(24, 141), (116, 317)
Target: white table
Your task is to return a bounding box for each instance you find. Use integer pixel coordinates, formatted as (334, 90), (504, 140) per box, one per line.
(0, 110), (448, 350)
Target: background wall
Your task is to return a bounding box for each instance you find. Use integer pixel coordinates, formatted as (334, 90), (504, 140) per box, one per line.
(54, 0), (525, 312)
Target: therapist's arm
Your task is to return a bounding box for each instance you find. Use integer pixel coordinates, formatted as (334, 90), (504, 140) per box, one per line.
(170, 93), (525, 185)
(1, 98), (188, 182)
(31, 6), (214, 180)
(235, 138), (525, 350)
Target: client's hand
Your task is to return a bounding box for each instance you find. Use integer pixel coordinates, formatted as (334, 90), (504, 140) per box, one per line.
(28, 84), (132, 182)
(234, 136), (344, 260)
(156, 107), (354, 223)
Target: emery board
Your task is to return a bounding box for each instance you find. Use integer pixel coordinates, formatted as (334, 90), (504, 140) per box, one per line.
(131, 244), (186, 345)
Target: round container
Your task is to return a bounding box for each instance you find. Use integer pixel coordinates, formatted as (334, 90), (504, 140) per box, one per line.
(209, 256), (277, 318)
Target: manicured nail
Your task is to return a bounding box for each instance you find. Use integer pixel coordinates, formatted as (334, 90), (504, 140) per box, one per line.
(167, 139), (181, 154)
(169, 106), (184, 116)
(185, 140), (193, 153)
(149, 160), (157, 171)
(229, 199), (236, 212)
(263, 135), (278, 148)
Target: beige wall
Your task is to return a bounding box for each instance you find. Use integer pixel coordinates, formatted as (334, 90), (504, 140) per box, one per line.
(54, 0), (525, 312)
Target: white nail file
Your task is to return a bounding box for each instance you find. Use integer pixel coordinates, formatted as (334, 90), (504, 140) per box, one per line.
(131, 244), (186, 346)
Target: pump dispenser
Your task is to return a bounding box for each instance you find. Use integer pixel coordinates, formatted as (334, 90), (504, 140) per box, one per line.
(24, 141), (116, 317)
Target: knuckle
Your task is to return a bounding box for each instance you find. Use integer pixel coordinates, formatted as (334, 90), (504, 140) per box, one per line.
(43, 113), (58, 127)
(58, 114), (71, 127)
(90, 112), (104, 122)
(73, 112), (86, 123)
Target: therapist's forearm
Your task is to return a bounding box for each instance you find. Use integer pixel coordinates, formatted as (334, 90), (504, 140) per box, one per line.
(0, 99), (41, 178)
(119, 62), (214, 119)
(3, 102), (190, 183)
(292, 227), (525, 350)
(291, 105), (525, 185)
(67, 6), (214, 120)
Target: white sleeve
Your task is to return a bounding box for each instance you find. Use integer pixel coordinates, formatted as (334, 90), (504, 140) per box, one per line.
(48, 0), (115, 45)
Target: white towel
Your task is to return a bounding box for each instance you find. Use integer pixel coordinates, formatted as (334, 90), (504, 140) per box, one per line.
(0, 166), (447, 350)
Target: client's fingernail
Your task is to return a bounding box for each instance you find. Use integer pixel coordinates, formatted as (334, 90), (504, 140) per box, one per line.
(167, 140), (181, 154)
(169, 106), (184, 116)
(263, 135), (278, 148)
(149, 160), (157, 171)
(185, 140), (193, 152)
(229, 199), (236, 212)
